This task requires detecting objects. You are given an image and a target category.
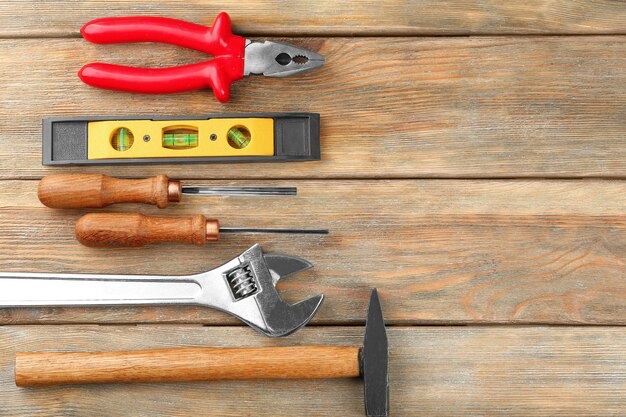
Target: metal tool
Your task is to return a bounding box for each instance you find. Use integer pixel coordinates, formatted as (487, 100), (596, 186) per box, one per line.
(14, 289), (389, 417)
(79, 12), (325, 102)
(38, 174), (296, 209)
(0, 245), (323, 337)
(75, 213), (328, 247)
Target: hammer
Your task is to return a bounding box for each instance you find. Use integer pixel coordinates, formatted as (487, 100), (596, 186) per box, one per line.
(15, 289), (389, 417)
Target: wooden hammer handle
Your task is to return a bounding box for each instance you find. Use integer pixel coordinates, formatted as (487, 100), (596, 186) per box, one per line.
(38, 174), (181, 208)
(75, 212), (219, 247)
(15, 346), (361, 386)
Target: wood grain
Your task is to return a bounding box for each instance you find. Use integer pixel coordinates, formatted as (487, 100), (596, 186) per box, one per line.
(15, 346), (361, 386)
(2, 325), (625, 416)
(0, 179), (624, 325)
(1, 37), (625, 179)
(1, 1), (625, 37)
(38, 174), (175, 208)
(1, 1), (624, 415)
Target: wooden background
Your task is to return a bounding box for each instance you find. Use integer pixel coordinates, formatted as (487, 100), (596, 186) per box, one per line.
(0, 1), (625, 415)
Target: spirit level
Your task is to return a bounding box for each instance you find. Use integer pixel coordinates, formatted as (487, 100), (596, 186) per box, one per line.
(42, 113), (320, 165)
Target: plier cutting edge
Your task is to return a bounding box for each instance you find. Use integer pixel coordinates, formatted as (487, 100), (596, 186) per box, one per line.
(78, 12), (325, 102)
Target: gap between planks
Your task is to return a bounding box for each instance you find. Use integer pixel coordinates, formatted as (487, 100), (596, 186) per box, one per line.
(2, 0), (626, 37)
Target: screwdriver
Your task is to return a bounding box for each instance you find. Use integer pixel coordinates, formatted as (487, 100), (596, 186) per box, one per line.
(75, 213), (328, 247)
(38, 174), (297, 209)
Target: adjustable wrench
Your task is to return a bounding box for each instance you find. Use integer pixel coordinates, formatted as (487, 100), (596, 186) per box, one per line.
(0, 245), (323, 337)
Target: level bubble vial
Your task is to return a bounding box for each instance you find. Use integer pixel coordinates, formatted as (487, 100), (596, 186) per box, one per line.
(110, 127), (134, 152)
(227, 126), (251, 149)
(162, 126), (199, 149)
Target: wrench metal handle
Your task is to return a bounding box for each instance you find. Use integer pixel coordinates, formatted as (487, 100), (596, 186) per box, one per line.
(0, 272), (201, 307)
(0, 245), (324, 338)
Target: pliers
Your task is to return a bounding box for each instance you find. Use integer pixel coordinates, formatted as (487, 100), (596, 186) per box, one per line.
(78, 12), (325, 102)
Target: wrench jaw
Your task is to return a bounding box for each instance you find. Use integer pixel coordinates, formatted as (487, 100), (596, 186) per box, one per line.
(194, 244), (324, 337)
(257, 293), (324, 337)
(263, 253), (313, 286)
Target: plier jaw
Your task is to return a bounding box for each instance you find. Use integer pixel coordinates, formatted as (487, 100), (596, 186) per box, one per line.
(243, 40), (325, 78)
(78, 12), (324, 102)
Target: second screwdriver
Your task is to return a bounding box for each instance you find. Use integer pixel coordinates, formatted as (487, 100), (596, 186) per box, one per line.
(75, 213), (328, 247)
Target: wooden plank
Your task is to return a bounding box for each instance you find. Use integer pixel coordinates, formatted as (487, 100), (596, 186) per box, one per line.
(0, 179), (624, 325)
(1, 1), (626, 37)
(0, 325), (624, 416)
(1, 37), (625, 179)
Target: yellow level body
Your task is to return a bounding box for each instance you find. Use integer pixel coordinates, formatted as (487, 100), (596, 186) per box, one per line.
(87, 118), (274, 160)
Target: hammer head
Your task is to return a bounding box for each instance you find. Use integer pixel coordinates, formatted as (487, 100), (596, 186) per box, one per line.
(361, 289), (389, 417)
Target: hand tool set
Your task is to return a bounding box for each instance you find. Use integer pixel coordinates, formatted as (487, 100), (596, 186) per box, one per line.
(6, 10), (391, 417)
(14, 289), (388, 417)
(43, 113), (320, 165)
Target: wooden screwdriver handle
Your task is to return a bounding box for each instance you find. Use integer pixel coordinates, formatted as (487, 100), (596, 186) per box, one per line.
(38, 174), (182, 208)
(75, 213), (220, 247)
(15, 346), (361, 386)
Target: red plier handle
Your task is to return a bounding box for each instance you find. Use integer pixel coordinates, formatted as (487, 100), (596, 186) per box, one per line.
(79, 13), (246, 102)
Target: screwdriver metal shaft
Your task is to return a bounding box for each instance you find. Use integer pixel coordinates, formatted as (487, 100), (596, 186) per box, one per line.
(220, 228), (329, 235)
(182, 186), (296, 196)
